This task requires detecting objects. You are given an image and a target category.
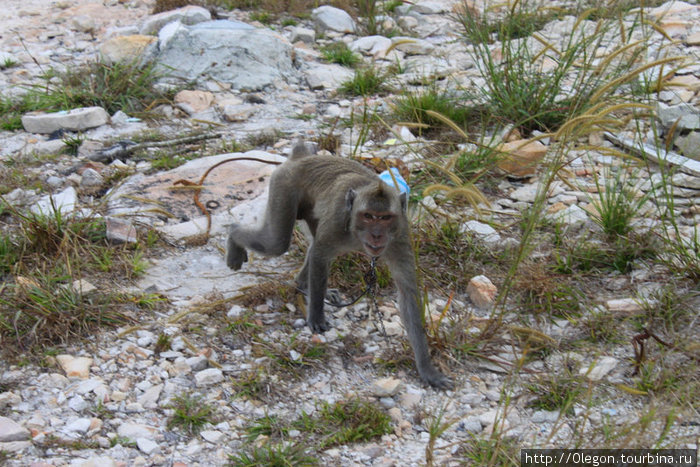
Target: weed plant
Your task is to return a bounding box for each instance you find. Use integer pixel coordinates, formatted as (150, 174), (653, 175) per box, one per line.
(457, 437), (520, 466)
(321, 42), (361, 68)
(0, 202), (154, 354)
(167, 392), (217, 434)
(527, 372), (588, 414)
(456, 3), (668, 134)
(228, 443), (318, 467)
(0, 60), (174, 130)
(588, 166), (650, 237)
(340, 66), (392, 96)
(244, 398), (391, 451)
(391, 84), (487, 136)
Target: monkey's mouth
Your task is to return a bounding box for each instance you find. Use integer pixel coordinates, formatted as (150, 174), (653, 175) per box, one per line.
(364, 243), (385, 256)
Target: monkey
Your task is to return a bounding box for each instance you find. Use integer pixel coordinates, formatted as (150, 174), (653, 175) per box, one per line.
(226, 142), (452, 389)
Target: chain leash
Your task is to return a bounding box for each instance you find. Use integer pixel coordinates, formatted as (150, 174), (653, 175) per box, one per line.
(365, 256), (388, 339)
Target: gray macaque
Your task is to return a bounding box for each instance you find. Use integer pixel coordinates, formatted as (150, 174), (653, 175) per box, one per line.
(226, 143), (451, 389)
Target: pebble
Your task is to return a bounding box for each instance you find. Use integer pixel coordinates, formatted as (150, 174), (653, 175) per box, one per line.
(194, 368), (223, 387)
(370, 377), (404, 397)
(0, 416), (30, 442)
(56, 355), (93, 379)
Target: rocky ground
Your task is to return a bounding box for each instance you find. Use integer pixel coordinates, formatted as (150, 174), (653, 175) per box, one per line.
(0, 0), (699, 465)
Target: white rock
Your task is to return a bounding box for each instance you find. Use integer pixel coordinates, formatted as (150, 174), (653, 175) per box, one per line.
(467, 275), (498, 309)
(398, 391), (421, 409)
(194, 368), (224, 387)
(117, 422), (157, 440)
(156, 21), (296, 91)
(200, 429), (224, 443)
(137, 384), (163, 409)
(391, 36), (435, 55)
(460, 220), (501, 244)
(549, 204), (589, 227)
(22, 107), (110, 134)
(305, 64), (355, 90)
(351, 35), (393, 58)
(312, 6), (356, 33)
(136, 437), (160, 454)
(140, 5), (211, 35)
(411, 1), (447, 14)
(0, 416), (30, 442)
(56, 354), (93, 379)
(531, 410), (560, 423)
(76, 456), (118, 467)
(510, 183), (539, 202)
(63, 417), (92, 433)
(657, 102), (700, 131)
(31, 186), (78, 217)
(68, 395), (89, 412)
(370, 377), (403, 397)
(290, 26), (315, 43)
(579, 356), (618, 381)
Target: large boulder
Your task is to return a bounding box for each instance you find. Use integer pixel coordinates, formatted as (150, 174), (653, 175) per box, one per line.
(311, 6), (356, 34)
(155, 20), (297, 91)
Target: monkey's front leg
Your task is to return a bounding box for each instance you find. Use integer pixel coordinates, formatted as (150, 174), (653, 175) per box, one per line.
(305, 246), (331, 333)
(386, 244), (453, 389)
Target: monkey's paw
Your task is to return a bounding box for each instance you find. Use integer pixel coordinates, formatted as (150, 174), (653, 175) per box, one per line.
(307, 317), (330, 334)
(420, 367), (453, 390)
(226, 245), (248, 270)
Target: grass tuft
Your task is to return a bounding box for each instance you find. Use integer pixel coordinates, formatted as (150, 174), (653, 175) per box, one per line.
(321, 42), (361, 68)
(228, 443), (318, 467)
(0, 60), (175, 130)
(339, 66), (392, 96)
(167, 392), (217, 435)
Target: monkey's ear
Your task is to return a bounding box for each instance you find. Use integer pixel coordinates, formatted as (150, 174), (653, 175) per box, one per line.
(345, 189), (356, 212)
(399, 192), (407, 213)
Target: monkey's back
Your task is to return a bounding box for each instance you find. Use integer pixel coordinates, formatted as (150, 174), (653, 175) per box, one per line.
(279, 155), (386, 237)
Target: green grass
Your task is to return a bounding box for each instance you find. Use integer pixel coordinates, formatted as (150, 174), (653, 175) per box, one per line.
(0, 57), (18, 70)
(321, 42), (361, 68)
(391, 85), (486, 136)
(244, 398), (391, 452)
(462, 1), (566, 44)
(296, 398), (392, 449)
(339, 66), (392, 96)
(589, 167), (650, 237)
(455, 4), (657, 135)
(0, 60), (174, 130)
(458, 437), (520, 466)
(167, 392), (217, 435)
(527, 372), (588, 415)
(0, 202), (158, 356)
(228, 443), (318, 467)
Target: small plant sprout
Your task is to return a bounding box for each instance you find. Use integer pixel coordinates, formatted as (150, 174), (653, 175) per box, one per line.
(167, 392), (216, 435)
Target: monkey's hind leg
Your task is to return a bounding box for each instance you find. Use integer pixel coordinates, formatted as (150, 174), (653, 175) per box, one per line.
(226, 182), (299, 271)
(226, 225), (249, 270)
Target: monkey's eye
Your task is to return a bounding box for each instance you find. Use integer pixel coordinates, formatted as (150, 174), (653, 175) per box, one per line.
(380, 215), (392, 221)
(363, 213), (374, 220)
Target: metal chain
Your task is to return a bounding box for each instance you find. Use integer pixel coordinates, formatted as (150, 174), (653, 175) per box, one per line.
(364, 256), (387, 339)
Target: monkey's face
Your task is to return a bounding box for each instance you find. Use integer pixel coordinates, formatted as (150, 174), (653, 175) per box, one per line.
(355, 211), (396, 257)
